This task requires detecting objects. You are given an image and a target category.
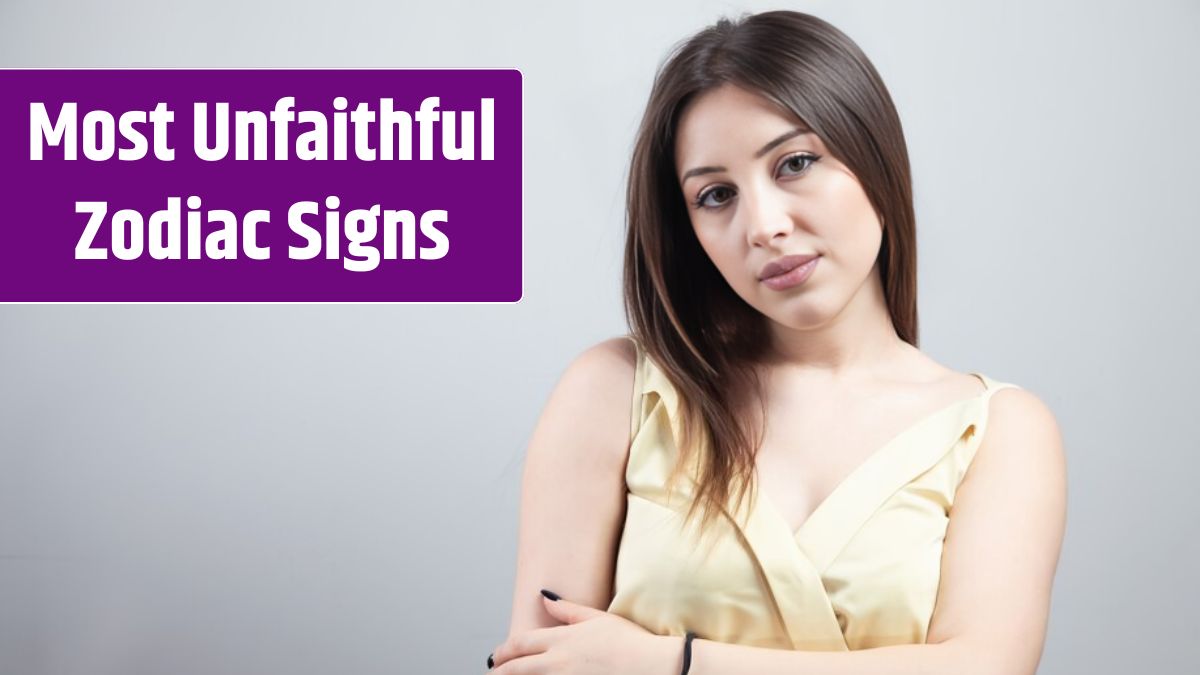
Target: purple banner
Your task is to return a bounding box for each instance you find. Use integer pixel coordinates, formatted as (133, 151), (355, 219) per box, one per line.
(0, 69), (522, 302)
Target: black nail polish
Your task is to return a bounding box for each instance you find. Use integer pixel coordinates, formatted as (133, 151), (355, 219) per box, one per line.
(487, 653), (494, 669)
(540, 588), (561, 601)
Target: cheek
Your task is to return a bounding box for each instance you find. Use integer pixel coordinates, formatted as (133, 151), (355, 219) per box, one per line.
(692, 226), (722, 265)
(694, 229), (746, 286)
(817, 181), (883, 268)
(831, 220), (882, 267)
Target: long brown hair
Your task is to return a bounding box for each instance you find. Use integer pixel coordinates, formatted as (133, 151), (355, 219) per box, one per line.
(622, 10), (919, 533)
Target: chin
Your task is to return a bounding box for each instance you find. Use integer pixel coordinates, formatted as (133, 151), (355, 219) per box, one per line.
(762, 296), (834, 330)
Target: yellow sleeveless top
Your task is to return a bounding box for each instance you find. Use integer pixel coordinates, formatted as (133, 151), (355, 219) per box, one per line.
(606, 337), (1021, 651)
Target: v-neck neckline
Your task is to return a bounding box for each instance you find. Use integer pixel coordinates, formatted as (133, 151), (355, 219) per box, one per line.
(626, 343), (1004, 650)
(752, 371), (993, 539)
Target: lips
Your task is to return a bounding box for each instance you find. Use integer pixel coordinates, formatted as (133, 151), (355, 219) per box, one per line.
(759, 253), (820, 281)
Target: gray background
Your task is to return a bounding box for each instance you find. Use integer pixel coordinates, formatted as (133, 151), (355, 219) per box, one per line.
(1, 0), (1197, 673)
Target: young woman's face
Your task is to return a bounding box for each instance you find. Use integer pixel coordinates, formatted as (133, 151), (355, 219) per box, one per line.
(674, 84), (884, 331)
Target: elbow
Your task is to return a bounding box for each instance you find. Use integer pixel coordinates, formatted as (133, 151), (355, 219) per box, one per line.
(937, 637), (1043, 675)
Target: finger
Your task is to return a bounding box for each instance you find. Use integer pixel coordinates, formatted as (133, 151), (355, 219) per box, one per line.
(490, 625), (561, 669)
(492, 650), (556, 675)
(541, 594), (604, 625)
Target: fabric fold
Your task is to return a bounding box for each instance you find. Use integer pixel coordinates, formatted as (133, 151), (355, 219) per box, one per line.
(609, 337), (1023, 651)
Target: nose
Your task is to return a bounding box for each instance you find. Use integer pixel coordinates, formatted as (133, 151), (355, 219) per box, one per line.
(737, 184), (794, 247)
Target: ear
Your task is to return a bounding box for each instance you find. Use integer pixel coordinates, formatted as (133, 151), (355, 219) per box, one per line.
(541, 594), (605, 625)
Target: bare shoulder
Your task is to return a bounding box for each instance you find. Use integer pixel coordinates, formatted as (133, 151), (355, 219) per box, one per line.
(566, 335), (637, 384)
(981, 386), (1065, 469)
(959, 383), (1068, 516)
(554, 336), (637, 425)
(531, 335), (639, 470)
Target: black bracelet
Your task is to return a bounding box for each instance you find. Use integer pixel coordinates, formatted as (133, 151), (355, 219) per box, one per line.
(680, 630), (697, 675)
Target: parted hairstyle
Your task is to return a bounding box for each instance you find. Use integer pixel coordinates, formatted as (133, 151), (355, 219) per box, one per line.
(622, 10), (920, 534)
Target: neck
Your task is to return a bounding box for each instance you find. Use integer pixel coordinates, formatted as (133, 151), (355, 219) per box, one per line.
(761, 265), (910, 383)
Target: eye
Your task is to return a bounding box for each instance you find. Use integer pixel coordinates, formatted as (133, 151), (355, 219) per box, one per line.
(778, 152), (820, 177)
(693, 186), (735, 210)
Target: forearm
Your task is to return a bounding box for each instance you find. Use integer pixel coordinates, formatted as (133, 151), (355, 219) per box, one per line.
(651, 634), (998, 675)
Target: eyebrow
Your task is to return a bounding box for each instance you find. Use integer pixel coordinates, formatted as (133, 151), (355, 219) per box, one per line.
(680, 126), (812, 184)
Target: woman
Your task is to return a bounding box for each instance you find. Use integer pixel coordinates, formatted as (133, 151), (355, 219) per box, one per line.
(490, 10), (1065, 675)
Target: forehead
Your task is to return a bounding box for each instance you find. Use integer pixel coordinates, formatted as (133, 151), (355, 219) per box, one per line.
(674, 84), (809, 163)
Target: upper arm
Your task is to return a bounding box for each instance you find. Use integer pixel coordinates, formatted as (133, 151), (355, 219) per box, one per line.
(504, 336), (637, 639)
(926, 387), (1068, 675)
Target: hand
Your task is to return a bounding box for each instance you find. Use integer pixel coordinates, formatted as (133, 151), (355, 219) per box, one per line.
(488, 590), (679, 674)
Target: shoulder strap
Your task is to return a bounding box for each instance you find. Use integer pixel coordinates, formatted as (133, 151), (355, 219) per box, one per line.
(625, 335), (647, 445)
(956, 375), (1024, 481)
(976, 372), (1022, 397)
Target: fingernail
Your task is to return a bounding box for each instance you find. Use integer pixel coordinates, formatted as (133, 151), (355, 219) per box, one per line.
(539, 588), (560, 601)
(487, 653), (494, 669)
